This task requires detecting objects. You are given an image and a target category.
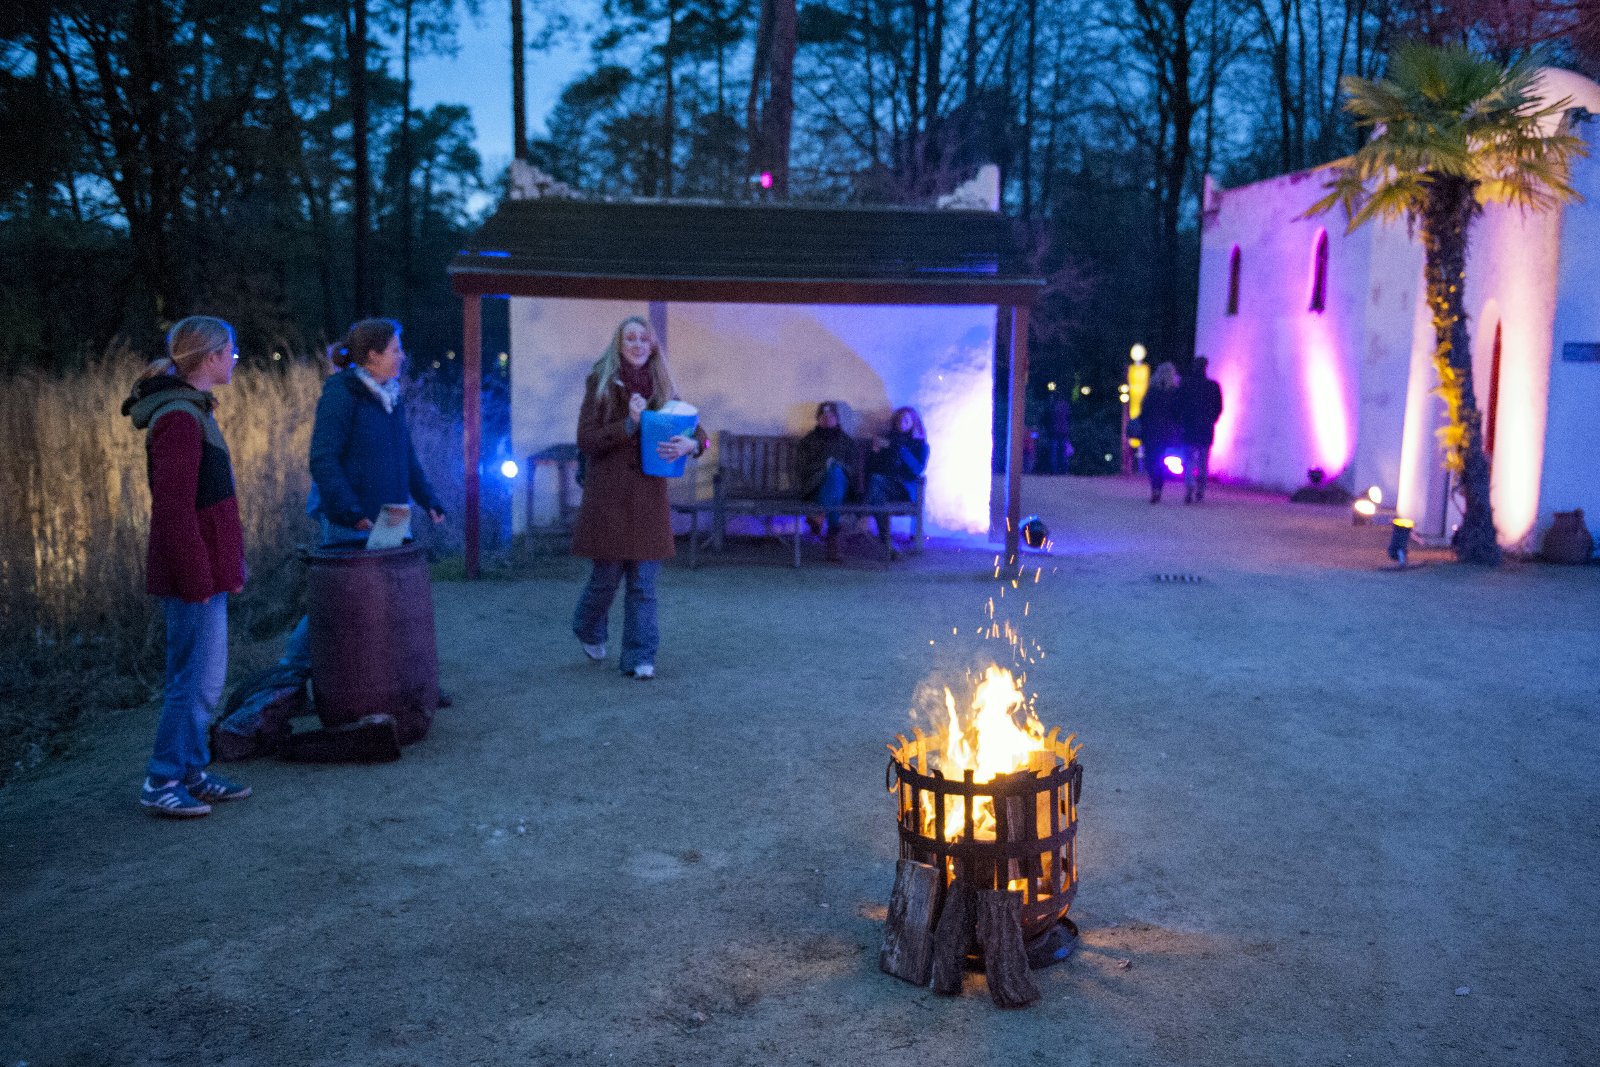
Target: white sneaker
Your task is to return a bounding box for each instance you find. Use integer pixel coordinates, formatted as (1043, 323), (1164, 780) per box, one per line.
(629, 664), (655, 680)
(581, 641), (606, 661)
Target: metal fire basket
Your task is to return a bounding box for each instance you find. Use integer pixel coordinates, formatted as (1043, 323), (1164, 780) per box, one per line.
(886, 727), (1082, 947)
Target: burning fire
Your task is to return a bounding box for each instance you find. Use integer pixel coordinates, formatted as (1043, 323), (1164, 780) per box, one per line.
(920, 665), (1048, 841)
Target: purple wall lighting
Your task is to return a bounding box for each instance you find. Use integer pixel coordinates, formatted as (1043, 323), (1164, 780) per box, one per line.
(1298, 314), (1354, 478)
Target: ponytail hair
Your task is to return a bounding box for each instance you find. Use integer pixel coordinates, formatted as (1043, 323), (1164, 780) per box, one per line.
(328, 318), (400, 369)
(136, 315), (236, 383)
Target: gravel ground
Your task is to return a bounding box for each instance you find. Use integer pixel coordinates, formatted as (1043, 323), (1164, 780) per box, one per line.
(3, 474), (1598, 1067)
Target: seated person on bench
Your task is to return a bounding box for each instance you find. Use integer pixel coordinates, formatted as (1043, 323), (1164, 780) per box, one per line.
(866, 405), (929, 559)
(795, 400), (861, 562)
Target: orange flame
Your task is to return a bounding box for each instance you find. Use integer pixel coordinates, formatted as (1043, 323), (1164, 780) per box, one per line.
(920, 665), (1048, 841)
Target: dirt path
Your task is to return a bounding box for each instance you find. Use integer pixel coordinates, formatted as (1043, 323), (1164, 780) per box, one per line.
(4, 476), (1598, 1066)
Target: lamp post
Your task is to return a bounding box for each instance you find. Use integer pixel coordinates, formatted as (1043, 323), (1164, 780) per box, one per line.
(1124, 344), (1149, 476)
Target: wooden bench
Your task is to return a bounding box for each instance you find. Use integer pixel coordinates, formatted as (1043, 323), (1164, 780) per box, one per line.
(674, 431), (925, 567)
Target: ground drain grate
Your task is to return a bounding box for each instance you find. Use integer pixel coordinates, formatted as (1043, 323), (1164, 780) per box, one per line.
(1151, 573), (1204, 583)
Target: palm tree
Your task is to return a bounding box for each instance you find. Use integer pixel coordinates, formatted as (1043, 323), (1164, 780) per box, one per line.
(1308, 43), (1585, 565)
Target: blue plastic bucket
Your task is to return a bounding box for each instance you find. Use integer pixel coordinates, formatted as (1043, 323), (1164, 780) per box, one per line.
(640, 407), (698, 477)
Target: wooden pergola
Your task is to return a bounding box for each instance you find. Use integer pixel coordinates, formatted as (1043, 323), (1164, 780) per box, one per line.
(448, 198), (1043, 577)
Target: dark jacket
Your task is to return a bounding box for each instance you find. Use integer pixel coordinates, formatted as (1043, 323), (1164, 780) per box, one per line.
(571, 371), (707, 561)
(308, 368), (441, 528)
(122, 376), (246, 602)
(1141, 388), (1180, 453)
(1176, 375), (1224, 447)
(795, 426), (862, 498)
(867, 431), (929, 488)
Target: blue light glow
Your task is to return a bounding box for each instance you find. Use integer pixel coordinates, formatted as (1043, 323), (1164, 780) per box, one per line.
(1163, 455), (1184, 476)
(500, 459), (520, 480)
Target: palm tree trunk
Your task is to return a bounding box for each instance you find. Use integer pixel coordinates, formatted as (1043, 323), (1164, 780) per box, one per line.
(1420, 173), (1500, 565)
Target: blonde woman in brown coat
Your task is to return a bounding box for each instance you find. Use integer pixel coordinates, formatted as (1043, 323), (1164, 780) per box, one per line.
(571, 317), (707, 679)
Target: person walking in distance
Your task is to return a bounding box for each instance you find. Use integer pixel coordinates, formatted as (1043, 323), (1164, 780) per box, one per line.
(1141, 362), (1181, 504)
(1176, 356), (1224, 504)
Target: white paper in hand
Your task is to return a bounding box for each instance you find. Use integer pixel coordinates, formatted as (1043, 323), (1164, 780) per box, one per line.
(365, 504), (412, 550)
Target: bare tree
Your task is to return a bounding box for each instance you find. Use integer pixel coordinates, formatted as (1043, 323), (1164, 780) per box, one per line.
(512, 0), (528, 160)
(349, 0), (373, 316)
(748, 0), (796, 195)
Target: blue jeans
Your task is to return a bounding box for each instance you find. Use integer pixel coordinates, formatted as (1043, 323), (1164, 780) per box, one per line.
(278, 516), (371, 674)
(815, 464), (850, 533)
(1183, 444), (1212, 499)
(148, 593), (229, 782)
(866, 474), (913, 541)
(573, 561), (660, 673)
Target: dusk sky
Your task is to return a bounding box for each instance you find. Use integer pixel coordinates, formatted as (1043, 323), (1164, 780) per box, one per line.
(409, 0), (596, 197)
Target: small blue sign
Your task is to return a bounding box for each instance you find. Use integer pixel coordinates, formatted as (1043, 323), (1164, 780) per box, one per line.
(1562, 342), (1600, 363)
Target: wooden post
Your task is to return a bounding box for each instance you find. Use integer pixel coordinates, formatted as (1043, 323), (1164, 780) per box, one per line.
(1005, 304), (1030, 570)
(976, 889), (1040, 1008)
(463, 294), (483, 579)
(881, 859), (941, 986)
(1120, 396), (1131, 475)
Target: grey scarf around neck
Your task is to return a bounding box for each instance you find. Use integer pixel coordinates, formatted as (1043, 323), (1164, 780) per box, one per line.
(353, 365), (401, 414)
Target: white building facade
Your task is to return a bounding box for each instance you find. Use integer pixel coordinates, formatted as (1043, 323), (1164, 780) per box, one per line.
(1193, 69), (1600, 550)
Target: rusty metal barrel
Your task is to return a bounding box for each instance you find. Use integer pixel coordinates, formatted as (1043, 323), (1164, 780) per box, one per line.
(306, 541), (439, 745)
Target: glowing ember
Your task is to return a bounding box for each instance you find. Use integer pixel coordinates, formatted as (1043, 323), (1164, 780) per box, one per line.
(920, 665), (1049, 841)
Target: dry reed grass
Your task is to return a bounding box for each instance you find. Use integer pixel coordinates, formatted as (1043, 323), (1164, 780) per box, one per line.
(0, 355), (328, 781)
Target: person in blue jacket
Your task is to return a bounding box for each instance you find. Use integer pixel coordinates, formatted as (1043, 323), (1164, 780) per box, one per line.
(865, 405), (930, 560)
(276, 320), (443, 679)
(309, 318), (445, 542)
(216, 319), (450, 756)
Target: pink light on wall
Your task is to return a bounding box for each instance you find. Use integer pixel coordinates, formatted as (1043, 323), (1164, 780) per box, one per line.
(1300, 318), (1354, 477)
(1208, 353), (1247, 474)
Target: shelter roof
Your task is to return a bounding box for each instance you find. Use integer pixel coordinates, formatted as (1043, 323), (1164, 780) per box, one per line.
(449, 198), (1042, 306)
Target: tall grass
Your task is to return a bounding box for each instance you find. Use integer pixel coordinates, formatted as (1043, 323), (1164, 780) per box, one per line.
(0, 353), (465, 783)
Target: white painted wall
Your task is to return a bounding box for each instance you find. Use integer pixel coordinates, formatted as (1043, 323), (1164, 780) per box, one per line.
(1355, 220), (1426, 504)
(1194, 70), (1600, 550)
(509, 299), (997, 538)
(1465, 198), (1566, 548)
(1538, 121), (1600, 542)
(1193, 168), (1377, 492)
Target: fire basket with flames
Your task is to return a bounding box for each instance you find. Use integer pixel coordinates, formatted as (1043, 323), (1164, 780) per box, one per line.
(880, 665), (1082, 1008)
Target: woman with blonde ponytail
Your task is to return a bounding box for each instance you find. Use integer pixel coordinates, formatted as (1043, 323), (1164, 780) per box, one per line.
(120, 316), (253, 817)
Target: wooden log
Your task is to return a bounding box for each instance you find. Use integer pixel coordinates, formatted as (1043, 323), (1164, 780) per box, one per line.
(976, 889), (1041, 1008)
(929, 876), (976, 995)
(880, 859), (941, 986)
(1001, 788), (1030, 889)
